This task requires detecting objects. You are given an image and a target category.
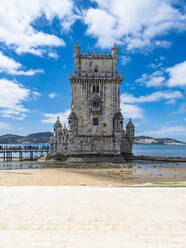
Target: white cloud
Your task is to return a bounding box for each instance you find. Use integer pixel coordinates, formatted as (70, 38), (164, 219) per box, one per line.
(42, 109), (71, 126)
(136, 71), (165, 87)
(184, 118), (186, 122)
(137, 60), (186, 89)
(121, 91), (183, 104)
(121, 56), (131, 66)
(48, 93), (57, 99)
(0, 79), (30, 119)
(139, 126), (186, 138)
(85, 0), (186, 51)
(154, 40), (172, 48)
(149, 62), (163, 69)
(166, 61), (186, 88)
(121, 103), (144, 119)
(48, 51), (59, 59)
(0, 52), (43, 75)
(0, 0), (78, 56)
(120, 89), (182, 120)
(32, 91), (41, 100)
(146, 76), (165, 87)
(165, 99), (176, 105)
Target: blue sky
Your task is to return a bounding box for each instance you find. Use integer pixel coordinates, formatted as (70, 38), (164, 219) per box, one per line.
(0, 0), (186, 141)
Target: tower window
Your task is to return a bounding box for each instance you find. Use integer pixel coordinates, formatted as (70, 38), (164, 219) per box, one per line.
(94, 68), (98, 73)
(93, 118), (99, 126)
(93, 85), (95, 93)
(93, 101), (99, 108)
(93, 85), (99, 93)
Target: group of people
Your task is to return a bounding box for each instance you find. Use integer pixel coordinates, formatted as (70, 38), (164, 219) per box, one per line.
(0, 145), (50, 151)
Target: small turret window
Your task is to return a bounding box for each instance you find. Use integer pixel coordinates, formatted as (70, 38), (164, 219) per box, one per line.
(93, 118), (99, 126)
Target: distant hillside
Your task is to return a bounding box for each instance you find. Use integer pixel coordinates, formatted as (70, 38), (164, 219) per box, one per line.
(0, 132), (53, 144)
(134, 136), (186, 145)
(0, 132), (185, 145)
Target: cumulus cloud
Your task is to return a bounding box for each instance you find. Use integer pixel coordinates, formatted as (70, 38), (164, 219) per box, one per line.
(121, 103), (144, 119)
(166, 61), (186, 88)
(120, 90), (183, 119)
(136, 60), (186, 89)
(0, 79), (30, 120)
(0, 0), (78, 56)
(0, 52), (43, 75)
(85, 0), (186, 51)
(42, 109), (71, 126)
(121, 91), (183, 104)
(135, 71), (165, 87)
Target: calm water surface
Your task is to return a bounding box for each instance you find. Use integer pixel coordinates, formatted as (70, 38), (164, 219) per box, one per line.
(0, 144), (185, 170)
(133, 144), (186, 157)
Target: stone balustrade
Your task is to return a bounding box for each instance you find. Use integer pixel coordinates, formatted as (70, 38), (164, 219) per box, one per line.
(70, 71), (123, 80)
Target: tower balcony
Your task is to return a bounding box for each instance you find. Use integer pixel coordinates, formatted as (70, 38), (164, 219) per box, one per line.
(70, 71), (123, 80)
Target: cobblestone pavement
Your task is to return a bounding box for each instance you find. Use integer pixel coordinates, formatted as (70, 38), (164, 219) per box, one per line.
(0, 187), (185, 248)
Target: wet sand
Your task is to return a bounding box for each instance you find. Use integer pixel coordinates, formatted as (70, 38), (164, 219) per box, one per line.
(1, 164), (186, 186)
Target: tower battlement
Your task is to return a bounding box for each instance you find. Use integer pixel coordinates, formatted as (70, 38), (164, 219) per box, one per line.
(73, 42), (119, 75)
(74, 42), (118, 58)
(80, 50), (112, 58)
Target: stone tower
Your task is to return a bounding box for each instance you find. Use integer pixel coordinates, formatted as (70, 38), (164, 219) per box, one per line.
(49, 43), (135, 157)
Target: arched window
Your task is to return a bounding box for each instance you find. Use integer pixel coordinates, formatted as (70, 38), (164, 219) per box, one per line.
(93, 118), (99, 126)
(93, 85), (99, 93)
(93, 101), (99, 108)
(94, 65), (99, 73)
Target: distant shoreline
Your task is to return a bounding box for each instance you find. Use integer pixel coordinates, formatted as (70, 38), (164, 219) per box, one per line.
(0, 132), (185, 145)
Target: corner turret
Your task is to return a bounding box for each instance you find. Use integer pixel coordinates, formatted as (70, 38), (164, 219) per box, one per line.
(112, 42), (118, 73)
(112, 42), (118, 57)
(54, 116), (62, 136)
(74, 42), (81, 58)
(126, 119), (135, 138)
(74, 42), (81, 73)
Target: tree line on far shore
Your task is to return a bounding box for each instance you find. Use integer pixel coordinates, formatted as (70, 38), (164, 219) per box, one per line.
(0, 132), (185, 145)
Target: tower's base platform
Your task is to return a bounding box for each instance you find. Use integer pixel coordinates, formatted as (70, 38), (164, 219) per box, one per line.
(46, 153), (133, 164)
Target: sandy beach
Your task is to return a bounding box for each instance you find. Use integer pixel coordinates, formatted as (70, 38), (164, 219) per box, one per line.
(1, 164), (186, 186)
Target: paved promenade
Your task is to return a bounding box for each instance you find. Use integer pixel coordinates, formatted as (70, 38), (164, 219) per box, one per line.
(0, 187), (185, 248)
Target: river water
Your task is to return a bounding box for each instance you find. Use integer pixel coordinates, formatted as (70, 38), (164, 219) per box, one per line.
(133, 144), (186, 157)
(0, 144), (185, 170)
